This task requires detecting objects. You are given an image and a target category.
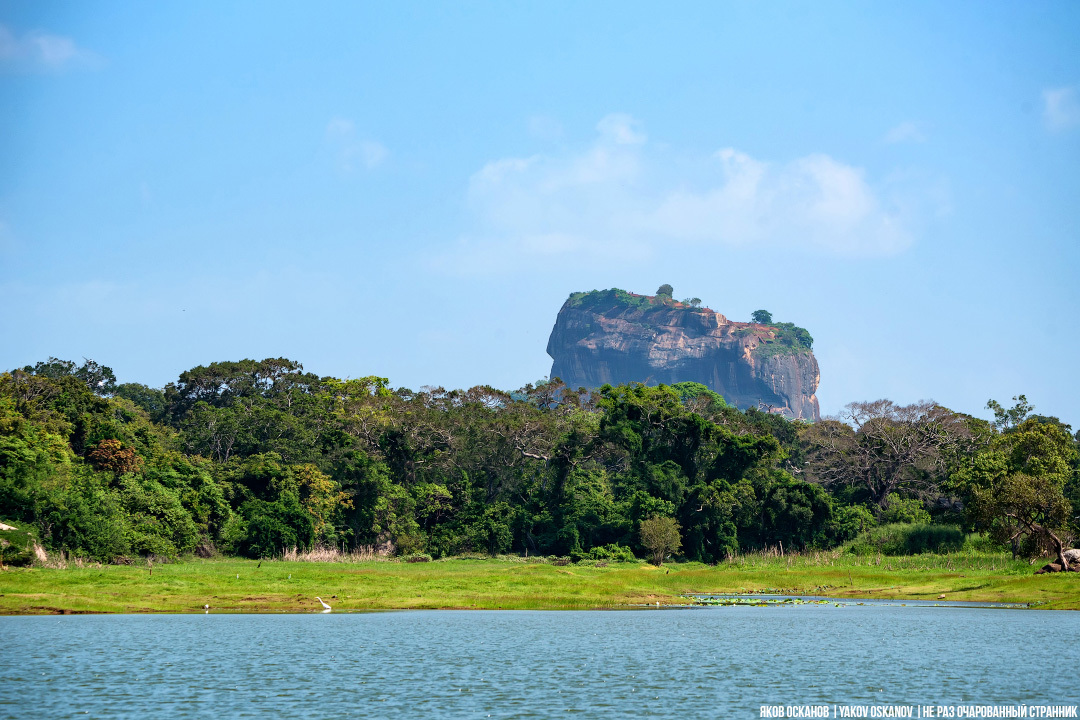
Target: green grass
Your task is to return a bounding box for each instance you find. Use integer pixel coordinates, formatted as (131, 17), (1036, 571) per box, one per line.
(1, 550), (1077, 615)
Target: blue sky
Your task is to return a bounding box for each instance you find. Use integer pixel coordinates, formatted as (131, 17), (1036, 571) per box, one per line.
(2, 1), (1078, 424)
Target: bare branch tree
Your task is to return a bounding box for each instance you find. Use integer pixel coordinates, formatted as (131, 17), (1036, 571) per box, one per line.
(801, 400), (971, 509)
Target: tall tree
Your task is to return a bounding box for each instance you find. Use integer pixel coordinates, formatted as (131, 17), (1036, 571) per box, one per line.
(22, 357), (117, 396)
(986, 395), (1033, 433)
(802, 400), (971, 509)
(954, 418), (1077, 568)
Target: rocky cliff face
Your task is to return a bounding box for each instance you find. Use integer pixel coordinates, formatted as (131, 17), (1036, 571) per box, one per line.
(547, 290), (820, 421)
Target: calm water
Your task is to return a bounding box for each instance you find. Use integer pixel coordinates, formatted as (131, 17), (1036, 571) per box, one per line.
(2, 605), (1077, 719)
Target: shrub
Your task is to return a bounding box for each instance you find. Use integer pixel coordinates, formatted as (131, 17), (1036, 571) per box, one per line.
(903, 525), (965, 554)
(393, 533), (427, 556)
(0, 522), (38, 567)
(962, 533), (1006, 553)
(232, 495), (315, 558)
(126, 531), (178, 557)
(639, 516), (681, 565)
(404, 553), (432, 563)
(219, 514), (249, 555)
(586, 543), (638, 562)
(118, 476), (199, 557)
(827, 504), (876, 544)
(847, 523), (965, 556)
(44, 485), (132, 562)
(879, 493), (931, 525)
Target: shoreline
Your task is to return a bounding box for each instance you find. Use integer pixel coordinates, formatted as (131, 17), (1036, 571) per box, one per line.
(1, 555), (1078, 614)
(1, 596), (1046, 616)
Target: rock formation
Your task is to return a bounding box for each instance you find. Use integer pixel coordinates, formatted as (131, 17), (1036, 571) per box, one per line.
(1036, 548), (1080, 573)
(546, 289), (821, 420)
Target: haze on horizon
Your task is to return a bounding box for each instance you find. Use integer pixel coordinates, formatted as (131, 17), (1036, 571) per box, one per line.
(1, 2), (1078, 425)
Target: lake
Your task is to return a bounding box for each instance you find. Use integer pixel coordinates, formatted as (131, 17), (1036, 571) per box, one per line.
(2, 603), (1077, 719)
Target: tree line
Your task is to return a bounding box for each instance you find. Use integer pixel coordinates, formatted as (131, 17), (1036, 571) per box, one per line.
(1, 357), (1077, 567)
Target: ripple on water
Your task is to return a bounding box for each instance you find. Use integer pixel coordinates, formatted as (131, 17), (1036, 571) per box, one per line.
(0, 607), (1077, 718)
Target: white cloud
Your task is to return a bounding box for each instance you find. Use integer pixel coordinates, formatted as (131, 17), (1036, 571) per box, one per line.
(596, 113), (647, 145)
(646, 151), (909, 255)
(326, 117), (354, 137)
(357, 140), (388, 168)
(0, 24), (98, 71)
(1043, 86), (1080, 131)
(433, 115), (916, 274)
(884, 121), (926, 144)
(325, 117), (387, 171)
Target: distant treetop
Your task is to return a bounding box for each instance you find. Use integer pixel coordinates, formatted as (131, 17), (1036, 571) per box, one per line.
(656, 284), (673, 297)
(745, 310), (813, 353)
(565, 290), (812, 352)
(21, 356), (117, 396)
(566, 288), (704, 313)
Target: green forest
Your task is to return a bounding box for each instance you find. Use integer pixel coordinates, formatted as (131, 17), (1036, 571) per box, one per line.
(1, 357), (1077, 569)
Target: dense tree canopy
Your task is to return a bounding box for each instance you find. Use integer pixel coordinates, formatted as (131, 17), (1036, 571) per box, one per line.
(1, 359), (1076, 566)
(953, 418), (1077, 566)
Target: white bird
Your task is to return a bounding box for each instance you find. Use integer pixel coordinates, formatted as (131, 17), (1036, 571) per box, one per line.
(204, 604), (209, 614)
(315, 596), (331, 612)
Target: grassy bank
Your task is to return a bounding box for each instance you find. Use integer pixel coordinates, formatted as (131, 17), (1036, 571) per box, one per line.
(1, 550), (1077, 615)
